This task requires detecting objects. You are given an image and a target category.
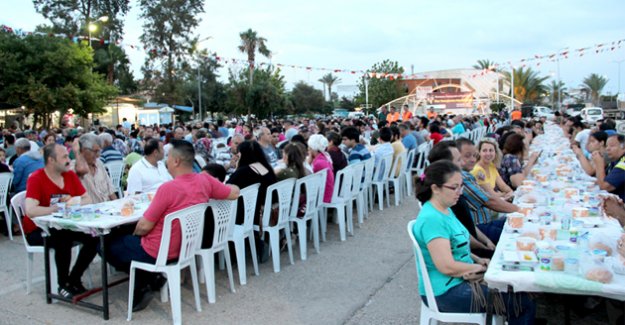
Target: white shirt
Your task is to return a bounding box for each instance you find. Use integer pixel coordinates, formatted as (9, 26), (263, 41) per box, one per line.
(126, 157), (173, 195)
(575, 129), (591, 152)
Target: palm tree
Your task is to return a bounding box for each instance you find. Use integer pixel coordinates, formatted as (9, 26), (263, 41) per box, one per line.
(582, 73), (609, 106)
(501, 67), (549, 105)
(473, 59), (497, 71)
(318, 73), (340, 104)
(547, 80), (567, 109)
(238, 28), (271, 115)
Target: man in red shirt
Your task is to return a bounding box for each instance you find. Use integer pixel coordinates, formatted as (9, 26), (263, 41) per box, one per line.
(24, 144), (97, 298)
(105, 140), (240, 312)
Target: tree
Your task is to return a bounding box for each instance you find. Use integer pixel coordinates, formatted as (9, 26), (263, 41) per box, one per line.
(501, 67), (548, 105)
(339, 96), (356, 110)
(318, 73), (340, 103)
(582, 73), (609, 106)
(473, 59), (497, 71)
(290, 82), (325, 114)
(238, 28), (271, 116)
(356, 60), (406, 109)
(546, 80), (567, 109)
(181, 53), (227, 117)
(139, 0), (204, 105)
(225, 66), (286, 119)
(0, 33), (117, 128)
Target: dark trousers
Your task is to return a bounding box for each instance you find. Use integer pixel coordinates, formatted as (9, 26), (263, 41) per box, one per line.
(103, 233), (157, 291)
(27, 228), (98, 287)
(422, 282), (536, 325)
(476, 218), (506, 245)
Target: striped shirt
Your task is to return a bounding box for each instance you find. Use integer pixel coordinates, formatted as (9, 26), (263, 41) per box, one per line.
(348, 143), (371, 163)
(79, 159), (116, 204)
(461, 170), (491, 225)
(100, 146), (123, 164)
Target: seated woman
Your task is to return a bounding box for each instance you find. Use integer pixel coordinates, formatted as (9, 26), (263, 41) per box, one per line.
(471, 139), (513, 200)
(274, 142), (309, 181)
(573, 131), (608, 176)
(413, 160), (536, 324)
(308, 134), (335, 204)
(498, 133), (539, 189)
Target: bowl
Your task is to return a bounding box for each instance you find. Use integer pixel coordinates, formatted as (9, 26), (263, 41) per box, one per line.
(517, 237), (537, 251)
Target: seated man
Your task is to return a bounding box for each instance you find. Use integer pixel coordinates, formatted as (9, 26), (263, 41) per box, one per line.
(12, 138), (44, 193)
(97, 132), (123, 164)
(594, 134), (625, 201)
(104, 140), (240, 312)
(371, 127), (394, 180)
(74, 133), (117, 203)
(341, 126), (371, 163)
(126, 138), (172, 195)
(24, 144), (97, 298)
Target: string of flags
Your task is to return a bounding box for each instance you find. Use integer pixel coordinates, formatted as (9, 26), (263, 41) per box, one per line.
(2, 24), (623, 81)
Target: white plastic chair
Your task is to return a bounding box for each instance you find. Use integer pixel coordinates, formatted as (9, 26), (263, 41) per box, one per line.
(348, 162), (366, 228)
(104, 160), (124, 199)
(290, 173), (322, 261)
(402, 149), (416, 198)
(370, 153), (393, 211)
(407, 220), (495, 325)
(127, 203), (207, 325)
(254, 178), (295, 273)
(0, 173), (14, 240)
(197, 199), (237, 303)
(319, 166), (354, 241)
(228, 183), (260, 285)
(388, 151), (407, 207)
(195, 155), (207, 168)
(362, 157), (375, 218)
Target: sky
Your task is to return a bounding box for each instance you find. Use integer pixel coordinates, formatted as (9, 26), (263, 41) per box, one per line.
(2, 0), (625, 99)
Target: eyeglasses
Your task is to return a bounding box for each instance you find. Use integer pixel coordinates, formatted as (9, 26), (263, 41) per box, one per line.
(86, 148), (101, 155)
(441, 184), (464, 193)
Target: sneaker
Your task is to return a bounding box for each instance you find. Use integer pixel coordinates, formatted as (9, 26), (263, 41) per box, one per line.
(132, 287), (154, 312)
(58, 284), (76, 299)
(70, 282), (88, 295)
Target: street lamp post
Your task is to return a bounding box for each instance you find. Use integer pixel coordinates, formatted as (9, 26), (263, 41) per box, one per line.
(195, 36), (212, 121)
(511, 66), (515, 111)
(87, 16), (108, 49)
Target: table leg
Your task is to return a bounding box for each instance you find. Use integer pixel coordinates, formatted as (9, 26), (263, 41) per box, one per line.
(100, 235), (109, 320)
(563, 296), (571, 325)
(43, 235), (52, 304)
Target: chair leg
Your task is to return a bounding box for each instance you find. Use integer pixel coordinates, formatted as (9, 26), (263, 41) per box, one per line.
(233, 238), (247, 285)
(200, 253), (216, 304)
(319, 209), (327, 242)
(336, 208), (346, 241)
(4, 208), (12, 241)
(127, 266), (136, 321)
(384, 183), (391, 208)
(394, 180), (400, 206)
(268, 229), (281, 273)
(27, 253), (33, 294)
(376, 185), (384, 211)
(189, 260), (202, 312)
(247, 234), (259, 276)
(312, 214), (320, 254)
(346, 203), (354, 236)
(284, 224), (294, 265)
(356, 195), (364, 226)
(49, 250), (58, 295)
(165, 269), (182, 325)
(223, 247), (236, 293)
(297, 221), (307, 261)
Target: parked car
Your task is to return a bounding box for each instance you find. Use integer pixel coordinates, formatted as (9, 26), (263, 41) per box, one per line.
(348, 111), (365, 119)
(565, 104), (585, 117)
(580, 107), (604, 124)
(532, 106), (555, 119)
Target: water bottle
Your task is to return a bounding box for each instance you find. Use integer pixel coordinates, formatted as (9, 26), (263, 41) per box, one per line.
(561, 215), (571, 231)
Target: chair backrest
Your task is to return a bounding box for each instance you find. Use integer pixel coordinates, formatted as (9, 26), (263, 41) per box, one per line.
(314, 168), (328, 207)
(0, 173), (13, 201)
(375, 153), (393, 181)
(291, 173), (322, 218)
(331, 165), (353, 202)
(363, 157), (375, 186)
(406, 219), (440, 313)
(105, 160), (124, 189)
(390, 151), (407, 180)
(11, 191), (31, 249)
(404, 149), (416, 175)
(155, 203), (208, 266)
(412, 144), (429, 175)
(261, 178), (295, 228)
(208, 199), (238, 248)
(240, 183), (261, 233)
(350, 162), (365, 195)
(195, 155), (207, 168)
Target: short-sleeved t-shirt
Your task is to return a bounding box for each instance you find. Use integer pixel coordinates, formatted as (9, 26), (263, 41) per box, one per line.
(412, 201), (473, 296)
(461, 170), (492, 225)
(141, 173), (233, 260)
(471, 162), (498, 191)
(605, 155), (625, 201)
(348, 144), (371, 163)
(24, 169), (86, 234)
(511, 110), (522, 120)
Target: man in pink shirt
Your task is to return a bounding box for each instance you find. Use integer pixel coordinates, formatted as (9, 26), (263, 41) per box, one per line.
(105, 140), (239, 312)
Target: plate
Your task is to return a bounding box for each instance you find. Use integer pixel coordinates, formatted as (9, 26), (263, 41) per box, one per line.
(502, 250), (538, 265)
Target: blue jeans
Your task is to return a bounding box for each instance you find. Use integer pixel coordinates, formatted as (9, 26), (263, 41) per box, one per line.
(422, 282), (536, 325)
(477, 218), (506, 244)
(103, 234), (157, 290)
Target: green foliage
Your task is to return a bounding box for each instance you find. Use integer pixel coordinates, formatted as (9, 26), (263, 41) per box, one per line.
(318, 73), (340, 106)
(582, 73), (609, 106)
(238, 29), (271, 64)
(489, 102), (506, 113)
(501, 67), (548, 104)
(473, 59), (497, 71)
(339, 96), (356, 110)
(181, 54), (227, 116)
(0, 32), (117, 127)
(356, 59), (406, 108)
(289, 82), (325, 115)
(225, 66), (286, 118)
(546, 80), (567, 108)
(139, 0), (204, 105)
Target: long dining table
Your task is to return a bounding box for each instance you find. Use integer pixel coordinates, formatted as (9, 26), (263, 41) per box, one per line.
(32, 194), (151, 320)
(484, 122), (625, 324)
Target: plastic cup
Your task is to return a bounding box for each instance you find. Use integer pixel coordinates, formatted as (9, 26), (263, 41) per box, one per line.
(516, 237), (537, 251)
(572, 207), (589, 218)
(507, 213), (525, 229)
(538, 249), (554, 271)
(564, 258), (579, 274)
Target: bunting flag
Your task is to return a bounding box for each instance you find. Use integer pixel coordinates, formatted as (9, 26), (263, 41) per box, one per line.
(1, 24), (623, 81)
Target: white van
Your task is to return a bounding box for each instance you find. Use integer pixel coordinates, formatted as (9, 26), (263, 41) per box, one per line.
(580, 107), (603, 124)
(348, 111), (365, 119)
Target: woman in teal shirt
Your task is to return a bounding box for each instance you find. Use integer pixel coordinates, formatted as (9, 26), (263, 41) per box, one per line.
(413, 160), (536, 324)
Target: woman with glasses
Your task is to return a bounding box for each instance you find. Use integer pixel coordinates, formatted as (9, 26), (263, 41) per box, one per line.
(471, 139), (513, 200)
(413, 160), (536, 324)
